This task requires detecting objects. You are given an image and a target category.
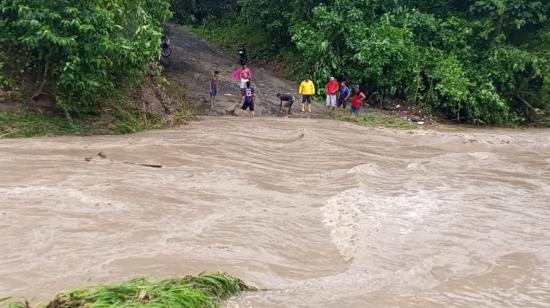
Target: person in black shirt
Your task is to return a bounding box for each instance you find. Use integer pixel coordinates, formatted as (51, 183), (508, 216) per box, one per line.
(238, 45), (248, 65)
(277, 93), (295, 116)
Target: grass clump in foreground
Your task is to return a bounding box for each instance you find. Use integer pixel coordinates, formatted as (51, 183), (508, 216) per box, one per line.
(0, 112), (88, 138)
(334, 110), (417, 129)
(5, 273), (253, 308)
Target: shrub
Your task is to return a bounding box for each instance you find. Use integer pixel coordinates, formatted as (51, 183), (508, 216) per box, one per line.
(0, 0), (171, 116)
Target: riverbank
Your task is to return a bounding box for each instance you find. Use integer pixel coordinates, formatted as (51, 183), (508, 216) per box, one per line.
(0, 74), (195, 138)
(0, 25), (425, 139)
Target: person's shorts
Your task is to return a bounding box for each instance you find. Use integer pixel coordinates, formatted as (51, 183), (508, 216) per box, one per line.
(284, 100), (294, 108)
(326, 95), (337, 107)
(351, 107), (360, 114)
(338, 98), (347, 108)
(242, 100), (255, 111)
(210, 89), (218, 97)
(301, 95), (312, 104)
(240, 78), (249, 89)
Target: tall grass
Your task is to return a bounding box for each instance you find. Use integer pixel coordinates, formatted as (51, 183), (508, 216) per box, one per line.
(0, 112), (89, 138)
(333, 110), (417, 129)
(6, 273), (253, 308)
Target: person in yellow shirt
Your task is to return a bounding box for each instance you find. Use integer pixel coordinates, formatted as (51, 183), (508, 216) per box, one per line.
(299, 78), (316, 113)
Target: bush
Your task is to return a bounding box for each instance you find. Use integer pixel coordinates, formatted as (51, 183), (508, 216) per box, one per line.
(0, 0), (171, 116)
(289, 1), (549, 125)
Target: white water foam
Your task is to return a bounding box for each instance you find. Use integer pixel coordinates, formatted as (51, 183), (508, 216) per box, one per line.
(321, 162), (455, 262)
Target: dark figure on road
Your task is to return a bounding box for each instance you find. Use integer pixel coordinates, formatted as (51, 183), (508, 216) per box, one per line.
(239, 45), (248, 65)
(209, 71), (220, 109)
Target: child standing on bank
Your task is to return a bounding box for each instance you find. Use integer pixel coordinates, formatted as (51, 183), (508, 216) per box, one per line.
(351, 85), (366, 116)
(241, 81), (256, 117)
(209, 71), (220, 109)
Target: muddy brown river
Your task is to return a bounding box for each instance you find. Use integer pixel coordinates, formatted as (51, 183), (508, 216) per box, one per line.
(1, 117), (549, 307)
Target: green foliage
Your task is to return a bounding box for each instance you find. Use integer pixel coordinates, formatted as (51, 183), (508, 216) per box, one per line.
(288, 0), (549, 125)
(183, 0), (550, 125)
(0, 50), (8, 88)
(0, 0), (171, 116)
(186, 19), (278, 58)
(6, 273), (252, 308)
(171, 0), (237, 23)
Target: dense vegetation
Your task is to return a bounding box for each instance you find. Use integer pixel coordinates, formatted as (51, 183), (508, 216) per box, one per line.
(2, 1), (548, 126)
(177, 0), (550, 125)
(4, 273), (252, 307)
(0, 0), (171, 117)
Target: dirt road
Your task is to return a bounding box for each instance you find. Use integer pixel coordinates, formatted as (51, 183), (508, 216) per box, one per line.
(164, 26), (327, 118)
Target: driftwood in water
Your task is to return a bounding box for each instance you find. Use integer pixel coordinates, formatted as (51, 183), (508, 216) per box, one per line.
(85, 152), (163, 169)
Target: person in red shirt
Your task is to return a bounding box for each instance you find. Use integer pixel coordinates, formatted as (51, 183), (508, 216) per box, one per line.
(325, 77), (339, 110)
(351, 85), (366, 116)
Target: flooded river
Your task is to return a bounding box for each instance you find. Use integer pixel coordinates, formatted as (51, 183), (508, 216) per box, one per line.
(1, 117), (549, 307)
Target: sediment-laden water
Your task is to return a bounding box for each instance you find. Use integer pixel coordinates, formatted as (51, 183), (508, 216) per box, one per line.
(1, 117), (549, 307)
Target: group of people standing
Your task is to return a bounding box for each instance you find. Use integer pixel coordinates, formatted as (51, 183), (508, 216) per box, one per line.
(324, 77), (367, 115)
(209, 44), (256, 117)
(208, 44), (367, 117)
(276, 77), (367, 116)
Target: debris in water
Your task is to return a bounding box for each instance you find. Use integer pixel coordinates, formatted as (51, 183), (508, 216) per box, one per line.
(123, 162), (163, 168)
(92, 151), (162, 168)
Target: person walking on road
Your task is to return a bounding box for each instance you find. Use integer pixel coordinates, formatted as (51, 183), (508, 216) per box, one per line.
(209, 70), (220, 109)
(277, 93), (295, 117)
(338, 81), (351, 109)
(241, 81), (256, 117)
(326, 77), (339, 111)
(299, 78), (315, 113)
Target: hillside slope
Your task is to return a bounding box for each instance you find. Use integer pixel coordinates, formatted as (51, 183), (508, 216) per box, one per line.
(164, 26), (328, 118)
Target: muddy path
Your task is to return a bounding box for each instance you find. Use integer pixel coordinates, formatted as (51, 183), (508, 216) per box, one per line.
(163, 26), (328, 118)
